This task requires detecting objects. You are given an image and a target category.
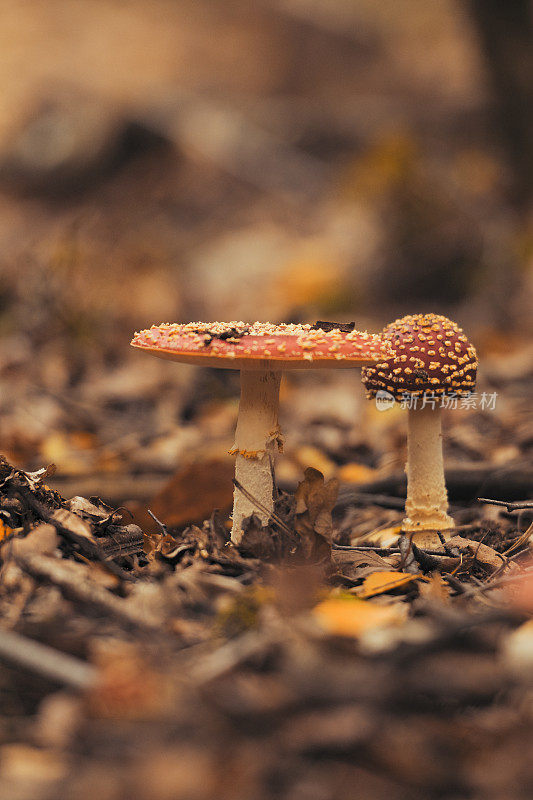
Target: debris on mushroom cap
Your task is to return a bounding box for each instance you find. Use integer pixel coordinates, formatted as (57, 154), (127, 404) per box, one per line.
(362, 313), (478, 400)
(131, 321), (392, 370)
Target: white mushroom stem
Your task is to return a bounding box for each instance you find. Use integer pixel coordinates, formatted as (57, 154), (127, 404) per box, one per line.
(231, 369), (282, 544)
(403, 404), (454, 537)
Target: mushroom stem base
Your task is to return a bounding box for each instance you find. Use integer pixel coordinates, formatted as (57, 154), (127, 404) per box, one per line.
(403, 405), (454, 536)
(231, 370), (282, 544)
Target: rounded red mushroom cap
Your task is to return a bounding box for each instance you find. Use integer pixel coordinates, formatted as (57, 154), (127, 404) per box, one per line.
(362, 313), (478, 400)
(131, 321), (392, 370)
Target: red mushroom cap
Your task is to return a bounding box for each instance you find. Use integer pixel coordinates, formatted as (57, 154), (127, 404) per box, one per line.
(362, 313), (478, 400)
(131, 321), (392, 370)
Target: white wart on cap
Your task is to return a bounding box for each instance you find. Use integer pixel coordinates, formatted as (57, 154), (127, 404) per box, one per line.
(361, 313), (477, 401)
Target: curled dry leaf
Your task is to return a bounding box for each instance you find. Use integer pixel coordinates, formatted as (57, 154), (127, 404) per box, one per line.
(67, 496), (110, 521)
(446, 535), (507, 573)
(50, 508), (96, 543)
(294, 467), (339, 561)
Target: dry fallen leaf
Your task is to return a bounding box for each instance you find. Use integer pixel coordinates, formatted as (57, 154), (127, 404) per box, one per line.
(446, 535), (506, 573)
(50, 508), (96, 542)
(418, 572), (452, 603)
(294, 467), (339, 561)
(133, 458), (234, 533)
(312, 596), (405, 637)
(358, 570), (420, 599)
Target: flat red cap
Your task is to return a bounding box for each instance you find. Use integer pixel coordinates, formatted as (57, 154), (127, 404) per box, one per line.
(131, 321), (392, 370)
(362, 313), (478, 400)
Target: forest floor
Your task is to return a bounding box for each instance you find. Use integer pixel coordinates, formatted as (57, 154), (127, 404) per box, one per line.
(0, 339), (532, 800)
(0, 2), (532, 797)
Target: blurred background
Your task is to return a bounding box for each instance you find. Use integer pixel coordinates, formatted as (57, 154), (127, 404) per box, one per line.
(0, 0), (531, 515)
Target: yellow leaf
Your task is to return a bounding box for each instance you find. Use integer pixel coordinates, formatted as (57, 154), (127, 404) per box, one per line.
(313, 597), (404, 638)
(337, 463), (378, 484)
(358, 570), (420, 599)
(0, 521), (13, 540)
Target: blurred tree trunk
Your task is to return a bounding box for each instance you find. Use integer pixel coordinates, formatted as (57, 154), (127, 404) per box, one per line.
(467, 0), (533, 208)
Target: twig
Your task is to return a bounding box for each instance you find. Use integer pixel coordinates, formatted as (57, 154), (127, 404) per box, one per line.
(437, 531), (460, 557)
(478, 498), (533, 512)
(452, 565), (533, 600)
(147, 509), (169, 535)
(0, 627), (97, 689)
(233, 479), (295, 536)
(332, 543), (456, 557)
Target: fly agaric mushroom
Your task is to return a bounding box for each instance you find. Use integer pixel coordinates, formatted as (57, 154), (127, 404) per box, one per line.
(131, 321), (391, 543)
(362, 313), (478, 545)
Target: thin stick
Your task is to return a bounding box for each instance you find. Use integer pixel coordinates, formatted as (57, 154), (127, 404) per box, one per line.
(453, 565), (533, 599)
(0, 627), (97, 689)
(332, 543), (454, 557)
(232, 479), (294, 536)
(478, 498), (533, 511)
(147, 509), (169, 535)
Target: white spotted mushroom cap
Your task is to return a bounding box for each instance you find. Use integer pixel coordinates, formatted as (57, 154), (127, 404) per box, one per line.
(131, 321), (392, 370)
(362, 313), (478, 400)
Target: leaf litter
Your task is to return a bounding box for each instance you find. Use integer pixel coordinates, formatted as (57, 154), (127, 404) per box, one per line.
(0, 384), (532, 799)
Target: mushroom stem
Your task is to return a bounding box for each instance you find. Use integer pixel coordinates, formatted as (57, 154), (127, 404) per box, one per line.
(403, 405), (454, 537)
(231, 369), (282, 544)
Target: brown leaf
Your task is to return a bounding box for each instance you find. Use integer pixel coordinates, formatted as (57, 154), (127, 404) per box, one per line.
(446, 535), (506, 573)
(418, 572), (452, 603)
(67, 496), (109, 520)
(50, 508), (95, 542)
(294, 467), (339, 561)
(133, 458), (234, 533)
(238, 515), (286, 561)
